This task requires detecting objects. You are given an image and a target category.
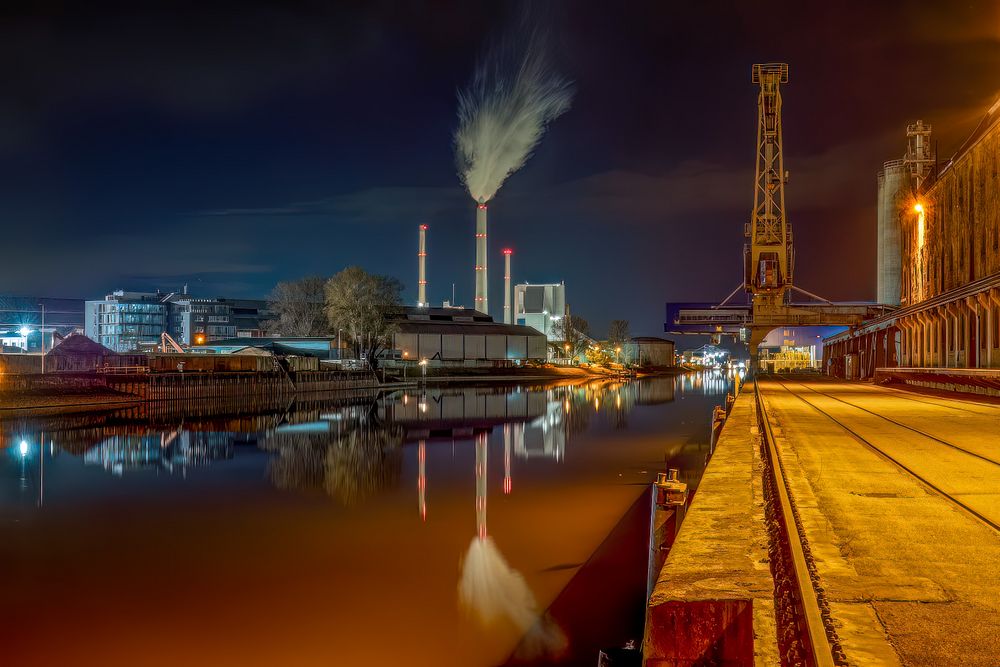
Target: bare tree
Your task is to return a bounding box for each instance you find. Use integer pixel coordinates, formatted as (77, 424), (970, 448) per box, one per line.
(607, 319), (630, 347)
(554, 314), (590, 362)
(266, 276), (328, 337)
(324, 266), (403, 368)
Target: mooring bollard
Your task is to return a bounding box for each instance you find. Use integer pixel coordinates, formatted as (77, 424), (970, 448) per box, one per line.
(647, 469), (689, 600)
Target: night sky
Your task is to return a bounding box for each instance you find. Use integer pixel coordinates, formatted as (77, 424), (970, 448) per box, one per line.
(2, 2), (999, 336)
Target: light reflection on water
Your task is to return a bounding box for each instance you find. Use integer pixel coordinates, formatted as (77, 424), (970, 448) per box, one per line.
(1, 372), (738, 667)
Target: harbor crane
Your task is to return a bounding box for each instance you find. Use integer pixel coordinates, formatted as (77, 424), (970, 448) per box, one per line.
(665, 64), (888, 365)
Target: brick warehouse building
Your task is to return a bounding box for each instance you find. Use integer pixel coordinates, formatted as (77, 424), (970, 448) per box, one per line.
(827, 101), (1000, 378)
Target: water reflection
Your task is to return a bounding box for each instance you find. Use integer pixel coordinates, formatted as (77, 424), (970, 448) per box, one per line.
(261, 404), (404, 506)
(84, 430), (233, 476)
(678, 368), (745, 395)
(458, 433), (568, 661)
(2, 375), (731, 506)
(1, 374), (740, 667)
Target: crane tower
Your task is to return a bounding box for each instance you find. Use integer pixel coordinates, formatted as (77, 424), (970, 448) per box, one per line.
(745, 63), (793, 307)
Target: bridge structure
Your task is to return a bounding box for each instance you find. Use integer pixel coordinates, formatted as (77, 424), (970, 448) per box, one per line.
(665, 63), (889, 362)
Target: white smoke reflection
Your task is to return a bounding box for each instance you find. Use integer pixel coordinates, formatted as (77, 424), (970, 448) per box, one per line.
(454, 20), (574, 203)
(459, 536), (567, 659)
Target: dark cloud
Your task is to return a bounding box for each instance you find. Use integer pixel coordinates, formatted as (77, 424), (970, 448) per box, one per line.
(0, 1), (998, 338)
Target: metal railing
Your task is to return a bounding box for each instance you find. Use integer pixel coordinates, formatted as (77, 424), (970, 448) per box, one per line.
(95, 365), (149, 375)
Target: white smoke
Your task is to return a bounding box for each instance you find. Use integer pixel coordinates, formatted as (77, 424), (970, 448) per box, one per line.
(455, 24), (574, 203)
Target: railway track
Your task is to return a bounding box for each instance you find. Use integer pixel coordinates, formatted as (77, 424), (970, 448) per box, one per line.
(754, 379), (840, 667)
(775, 375), (1000, 467)
(766, 376), (1000, 534)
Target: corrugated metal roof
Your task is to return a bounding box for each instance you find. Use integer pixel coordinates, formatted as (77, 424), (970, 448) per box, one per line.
(395, 305), (492, 321)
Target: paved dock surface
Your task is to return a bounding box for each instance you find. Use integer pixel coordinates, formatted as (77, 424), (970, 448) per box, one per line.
(759, 376), (1000, 666)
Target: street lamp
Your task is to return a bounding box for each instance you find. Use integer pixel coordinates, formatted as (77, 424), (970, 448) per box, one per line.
(419, 358), (428, 383)
(403, 351), (409, 381)
(564, 343), (571, 364)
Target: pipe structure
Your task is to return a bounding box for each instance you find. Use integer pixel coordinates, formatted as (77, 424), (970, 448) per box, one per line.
(418, 224), (428, 307)
(475, 203), (488, 315)
(503, 248), (513, 324)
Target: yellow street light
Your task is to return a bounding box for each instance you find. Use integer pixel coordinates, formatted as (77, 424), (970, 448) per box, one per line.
(913, 202), (923, 213)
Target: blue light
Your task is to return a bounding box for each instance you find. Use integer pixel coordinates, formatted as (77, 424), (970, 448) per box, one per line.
(19, 440), (28, 457)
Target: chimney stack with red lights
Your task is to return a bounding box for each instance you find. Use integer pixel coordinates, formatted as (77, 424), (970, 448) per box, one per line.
(418, 224), (428, 307)
(475, 203), (488, 315)
(503, 248), (513, 324)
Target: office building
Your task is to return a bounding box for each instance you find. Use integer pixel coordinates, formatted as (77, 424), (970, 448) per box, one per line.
(85, 289), (271, 352)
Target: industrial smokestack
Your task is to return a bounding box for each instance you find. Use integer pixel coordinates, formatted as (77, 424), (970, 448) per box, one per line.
(418, 224), (428, 307)
(475, 203), (488, 315)
(503, 248), (512, 324)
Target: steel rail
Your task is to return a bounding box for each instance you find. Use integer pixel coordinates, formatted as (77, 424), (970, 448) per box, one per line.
(766, 379), (1000, 534)
(754, 379), (837, 667)
(776, 376), (1000, 468)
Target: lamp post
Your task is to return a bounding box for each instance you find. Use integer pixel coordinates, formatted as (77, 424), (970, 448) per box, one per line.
(564, 343), (571, 365)
(419, 358), (428, 384)
(403, 351), (408, 381)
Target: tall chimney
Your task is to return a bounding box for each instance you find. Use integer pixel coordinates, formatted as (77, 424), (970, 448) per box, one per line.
(475, 203), (488, 315)
(418, 224), (428, 307)
(503, 248), (513, 324)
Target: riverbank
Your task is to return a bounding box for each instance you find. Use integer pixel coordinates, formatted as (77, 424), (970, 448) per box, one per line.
(408, 364), (687, 384)
(0, 365), (690, 418)
(0, 386), (141, 417)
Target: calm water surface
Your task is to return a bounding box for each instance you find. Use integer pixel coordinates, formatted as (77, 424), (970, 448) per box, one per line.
(1, 372), (738, 666)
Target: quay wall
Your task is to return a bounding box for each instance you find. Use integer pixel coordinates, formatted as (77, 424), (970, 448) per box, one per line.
(644, 388), (778, 666)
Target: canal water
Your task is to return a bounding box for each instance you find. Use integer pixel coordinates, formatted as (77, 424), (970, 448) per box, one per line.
(1, 372), (738, 666)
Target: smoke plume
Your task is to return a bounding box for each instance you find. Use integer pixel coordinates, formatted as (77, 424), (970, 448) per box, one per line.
(455, 23), (574, 203)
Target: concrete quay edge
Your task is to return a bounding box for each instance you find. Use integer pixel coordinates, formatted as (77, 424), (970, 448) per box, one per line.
(644, 387), (779, 666)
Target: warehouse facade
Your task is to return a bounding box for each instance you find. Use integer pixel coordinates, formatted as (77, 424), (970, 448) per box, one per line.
(390, 306), (547, 365)
(828, 101), (1000, 377)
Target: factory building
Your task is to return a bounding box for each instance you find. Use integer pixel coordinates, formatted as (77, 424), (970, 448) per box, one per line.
(85, 289), (271, 352)
(828, 100), (1000, 376)
(513, 282), (566, 341)
(390, 306), (547, 366)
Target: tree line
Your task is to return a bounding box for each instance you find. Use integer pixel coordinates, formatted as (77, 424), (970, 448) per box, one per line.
(267, 269), (633, 367)
(266, 267), (402, 364)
